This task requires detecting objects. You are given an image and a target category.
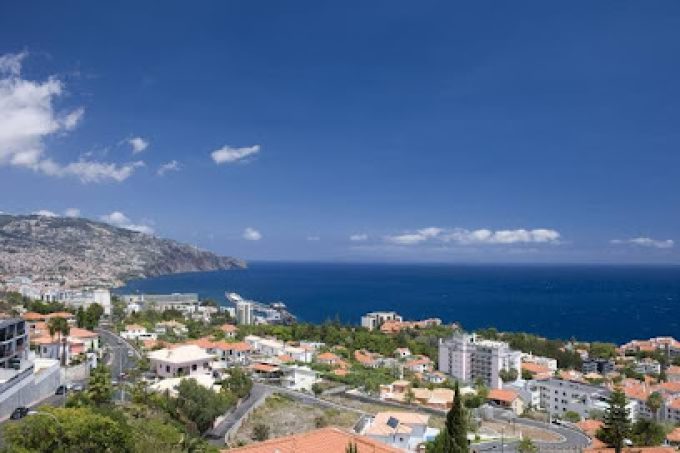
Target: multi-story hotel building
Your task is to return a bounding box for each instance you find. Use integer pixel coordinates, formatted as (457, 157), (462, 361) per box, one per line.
(438, 333), (521, 389)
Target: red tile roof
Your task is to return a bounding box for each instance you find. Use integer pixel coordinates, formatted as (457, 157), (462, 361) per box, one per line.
(487, 389), (519, 403)
(223, 426), (401, 453)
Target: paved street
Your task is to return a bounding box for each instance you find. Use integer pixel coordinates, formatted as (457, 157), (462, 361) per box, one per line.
(96, 328), (140, 402)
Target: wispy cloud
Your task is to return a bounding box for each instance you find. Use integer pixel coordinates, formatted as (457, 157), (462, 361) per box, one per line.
(211, 145), (260, 164)
(32, 209), (58, 217)
(610, 237), (674, 249)
(128, 137), (149, 154)
(307, 235), (321, 241)
(242, 227), (262, 241)
(349, 233), (368, 242)
(0, 52), (143, 183)
(100, 211), (154, 235)
(63, 208), (80, 218)
(157, 160), (180, 176)
(385, 227), (561, 246)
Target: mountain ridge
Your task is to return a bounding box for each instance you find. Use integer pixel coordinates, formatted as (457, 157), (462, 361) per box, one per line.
(0, 214), (245, 287)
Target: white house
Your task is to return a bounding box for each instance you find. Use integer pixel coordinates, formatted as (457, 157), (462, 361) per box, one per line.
(362, 412), (438, 452)
(148, 345), (215, 378)
(280, 365), (319, 392)
(120, 324), (157, 341)
(154, 320), (188, 336)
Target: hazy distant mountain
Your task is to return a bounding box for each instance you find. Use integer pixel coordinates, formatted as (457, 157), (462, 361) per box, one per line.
(0, 214), (245, 286)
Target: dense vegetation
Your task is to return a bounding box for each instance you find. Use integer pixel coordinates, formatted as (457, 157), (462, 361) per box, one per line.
(1, 361), (252, 452)
(475, 328), (583, 369)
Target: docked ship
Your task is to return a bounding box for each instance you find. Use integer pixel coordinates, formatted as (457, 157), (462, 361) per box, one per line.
(225, 292), (296, 325)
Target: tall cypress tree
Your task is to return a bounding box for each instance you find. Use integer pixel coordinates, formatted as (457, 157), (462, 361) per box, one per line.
(441, 382), (468, 453)
(597, 388), (631, 453)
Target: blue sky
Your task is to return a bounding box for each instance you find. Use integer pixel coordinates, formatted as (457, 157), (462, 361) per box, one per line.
(1, 1), (679, 263)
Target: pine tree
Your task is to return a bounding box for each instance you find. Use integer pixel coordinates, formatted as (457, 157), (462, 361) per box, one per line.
(597, 388), (631, 453)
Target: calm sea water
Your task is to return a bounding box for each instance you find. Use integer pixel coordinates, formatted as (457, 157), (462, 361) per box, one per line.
(118, 262), (680, 344)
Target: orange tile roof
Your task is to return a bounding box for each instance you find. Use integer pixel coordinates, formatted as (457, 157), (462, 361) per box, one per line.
(577, 419), (603, 436)
(251, 363), (279, 373)
(223, 426), (401, 453)
(317, 352), (340, 361)
(657, 382), (680, 394)
(487, 389), (519, 403)
(354, 350), (378, 366)
(47, 312), (75, 319)
(31, 335), (59, 345)
(668, 399), (680, 410)
(22, 312), (46, 321)
(220, 324), (238, 333)
(666, 365), (680, 375)
(69, 327), (98, 338)
(186, 337), (217, 349)
(667, 427), (680, 443)
(333, 368), (349, 377)
(278, 354), (294, 363)
(217, 341), (251, 352)
(125, 324), (145, 331)
(521, 362), (551, 375)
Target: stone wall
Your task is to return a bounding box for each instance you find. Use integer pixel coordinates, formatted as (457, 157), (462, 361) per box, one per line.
(0, 360), (61, 420)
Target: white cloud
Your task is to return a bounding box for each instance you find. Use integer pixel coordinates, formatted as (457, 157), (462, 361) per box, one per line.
(128, 137), (149, 154)
(307, 235), (320, 241)
(610, 237), (674, 249)
(100, 211), (154, 235)
(157, 160), (180, 176)
(0, 52), (143, 183)
(385, 227), (561, 246)
(32, 209), (57, 217)
(350, 234), (368, 242)
(243, 227), (262, 241)
(63, 208), (80, 218)
(385, 227), (443, 245)
(211, 145), (260, 164)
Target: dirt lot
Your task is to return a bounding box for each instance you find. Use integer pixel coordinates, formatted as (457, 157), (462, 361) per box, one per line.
(480, 420), (561, 442)
(230, 394), (361, 447)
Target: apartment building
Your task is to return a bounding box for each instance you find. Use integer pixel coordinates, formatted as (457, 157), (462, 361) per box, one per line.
(0, 318), (29, 369)
(361, 312), (403, 331)
(121, 293), (200, 314)
(438, 333), (521, 389)
(535, 378), (640, 421)
(236, 301), (253, 325)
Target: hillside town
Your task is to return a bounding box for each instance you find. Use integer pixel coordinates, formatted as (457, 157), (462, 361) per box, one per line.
(0, 282), (679, 453)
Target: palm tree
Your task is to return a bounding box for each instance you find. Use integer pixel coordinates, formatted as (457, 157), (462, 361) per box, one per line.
(646, 392), (663, 421)
(47, 317), (70, 366)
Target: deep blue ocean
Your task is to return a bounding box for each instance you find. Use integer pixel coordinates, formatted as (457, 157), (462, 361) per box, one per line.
(117, 262), (680, 344)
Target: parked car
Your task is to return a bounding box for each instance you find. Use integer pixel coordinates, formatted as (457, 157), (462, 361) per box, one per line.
(127, 350), (134, 357)
(70, 383), (84, 391)
(55, 385), (67, 395)
(10, 407), (29, 420)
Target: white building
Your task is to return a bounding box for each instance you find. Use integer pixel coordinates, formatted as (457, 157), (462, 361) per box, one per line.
(148, 345), (215, 378)
(280, 365), (319, 391)
(120, 324), (157, 341)
(244, 335), (313, 363)
(236, 301), (253, 325)
(438, 333), (522, 389)
(634, 358), (661, 376)
(361, 312), (403, 331)
(120, 293), (200, 314)
(536, 378), (636, 421)
(521, 353), (558, 371)
(54, 288), (112, 315)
